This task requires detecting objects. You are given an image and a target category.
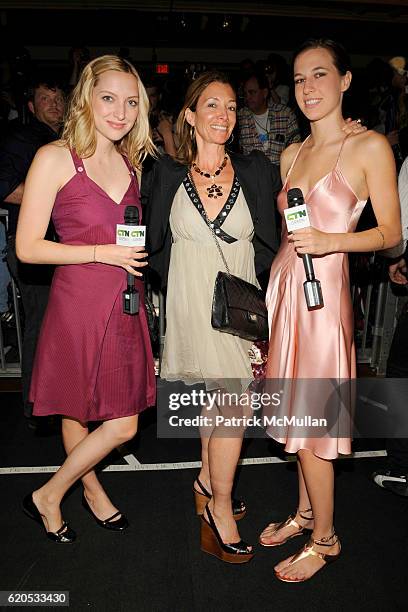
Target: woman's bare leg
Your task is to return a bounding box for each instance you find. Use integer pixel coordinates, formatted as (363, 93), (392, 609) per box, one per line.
(274, 449), (340, 581)
(61, 417), (122, 520)
(32, 415), (138, 533)
(206, 433), (245, 544)
(259, 458), (314, 544)
(190, 389), (250, 547)
(204, 391), (250, 546)
(196, 400), (216, 493)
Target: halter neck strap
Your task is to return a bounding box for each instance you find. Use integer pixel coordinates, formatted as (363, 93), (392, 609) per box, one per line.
(334, 134), (350, 168)
(69, 149), (86, 174)
(283, 135), (310, 186)
(284, 132), (350, 188)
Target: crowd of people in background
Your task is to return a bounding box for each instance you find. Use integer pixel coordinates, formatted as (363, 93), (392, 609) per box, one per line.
(1, 46), (408, 155)
(1, 43), (408, 506)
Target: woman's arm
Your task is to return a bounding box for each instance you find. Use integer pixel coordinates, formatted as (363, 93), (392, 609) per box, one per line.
(291, 133), (402, 255)
(16, 145), (147, 276)
(382, 156), (408, 257)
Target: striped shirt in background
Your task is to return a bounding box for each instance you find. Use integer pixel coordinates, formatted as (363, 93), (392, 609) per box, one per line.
(238, 102), (301, 165)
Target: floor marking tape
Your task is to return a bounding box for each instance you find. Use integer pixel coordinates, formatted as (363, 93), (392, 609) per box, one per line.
(0, 450), (387, 475)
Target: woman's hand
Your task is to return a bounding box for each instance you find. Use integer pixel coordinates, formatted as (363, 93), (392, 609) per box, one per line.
(389, 257), (408, 284)
(289, 227), (335, 256)
(95, 245), (148, 276)
(342, 117), (367, 135)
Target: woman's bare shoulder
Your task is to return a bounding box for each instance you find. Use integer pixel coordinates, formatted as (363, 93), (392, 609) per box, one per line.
(280, 142), (302, 178)
(281, 142), (302, 164)
(27, 142), (76, 191)
(31, 142), (74, 177)
(33, 141), (71, 163)
(347, 129), (390, 155)
(343, 131), (396, 179)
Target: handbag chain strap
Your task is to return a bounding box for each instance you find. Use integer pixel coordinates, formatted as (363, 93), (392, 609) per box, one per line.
(188, 171), (231, 275)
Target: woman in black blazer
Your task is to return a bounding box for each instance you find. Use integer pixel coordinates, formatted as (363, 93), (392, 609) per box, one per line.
(145, 148), (280, 291)
(143, 72), (280, 563)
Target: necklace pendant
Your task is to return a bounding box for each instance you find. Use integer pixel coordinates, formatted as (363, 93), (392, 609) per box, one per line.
(207, 183), (223, 199)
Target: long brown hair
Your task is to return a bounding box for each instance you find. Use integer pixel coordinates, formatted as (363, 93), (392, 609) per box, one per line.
(61, 55), (156, 169)
(175, 71), (235, 166)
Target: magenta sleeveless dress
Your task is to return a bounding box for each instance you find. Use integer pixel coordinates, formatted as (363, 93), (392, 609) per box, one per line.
(265, 136), (367, 459)
(30, 151), (156, 422)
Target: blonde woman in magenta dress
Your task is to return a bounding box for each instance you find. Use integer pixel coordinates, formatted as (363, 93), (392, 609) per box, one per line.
(260, 39), (401, 582)
(17, 56), (156, 542)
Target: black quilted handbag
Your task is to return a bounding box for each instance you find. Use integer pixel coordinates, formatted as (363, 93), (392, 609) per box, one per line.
(204, 209), (269, 342)
(212, 271), (269, 342)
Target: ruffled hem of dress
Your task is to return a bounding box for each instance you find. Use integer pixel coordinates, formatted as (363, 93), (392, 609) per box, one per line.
(266, 431), (352, 460)
(161, 373), (253, 395)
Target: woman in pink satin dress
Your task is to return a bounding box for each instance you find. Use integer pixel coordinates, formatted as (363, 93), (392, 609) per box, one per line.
(260, 39), (402, 582)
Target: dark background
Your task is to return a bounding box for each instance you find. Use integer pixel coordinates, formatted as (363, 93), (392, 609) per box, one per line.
(0, 0), (407, 60)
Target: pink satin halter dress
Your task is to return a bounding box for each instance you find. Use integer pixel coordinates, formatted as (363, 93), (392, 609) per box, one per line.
(30, 150), (156, 422)
(265, 136), (367, 459)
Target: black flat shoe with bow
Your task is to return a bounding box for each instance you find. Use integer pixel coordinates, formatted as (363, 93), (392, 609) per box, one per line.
(22, 493), (76, 543)
(82, 493), (129, 531)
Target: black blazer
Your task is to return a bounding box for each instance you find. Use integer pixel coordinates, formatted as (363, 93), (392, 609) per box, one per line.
(142, 150), (281, 289)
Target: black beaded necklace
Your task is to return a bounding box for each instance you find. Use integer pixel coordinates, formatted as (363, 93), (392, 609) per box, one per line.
(191, 155), (228, 199)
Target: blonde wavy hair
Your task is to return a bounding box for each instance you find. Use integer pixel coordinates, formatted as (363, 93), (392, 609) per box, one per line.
(176, 71), (234, 166)
(61, 55), (155, 168)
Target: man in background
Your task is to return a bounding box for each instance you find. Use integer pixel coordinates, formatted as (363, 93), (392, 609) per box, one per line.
(372, 154), (408, 496)
(0, 74), (65, 426)
(238, 71), (300, 165)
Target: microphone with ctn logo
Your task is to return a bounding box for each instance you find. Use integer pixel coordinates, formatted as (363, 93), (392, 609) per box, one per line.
(285, 187), (324, 310)
(120, 205), (142, 315)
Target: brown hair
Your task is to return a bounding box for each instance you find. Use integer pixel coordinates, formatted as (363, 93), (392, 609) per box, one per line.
(293, 38), (351, 76)
(175, 71), (235, 165)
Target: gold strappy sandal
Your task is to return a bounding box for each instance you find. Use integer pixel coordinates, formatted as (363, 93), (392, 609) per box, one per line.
(259, 508), (313, 547)
(275, 532), (341, 583)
